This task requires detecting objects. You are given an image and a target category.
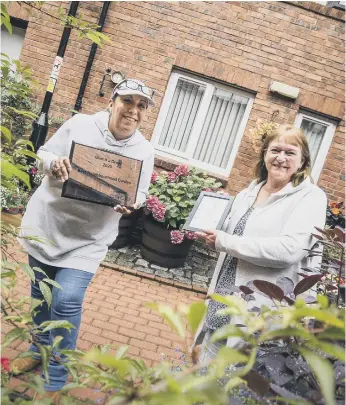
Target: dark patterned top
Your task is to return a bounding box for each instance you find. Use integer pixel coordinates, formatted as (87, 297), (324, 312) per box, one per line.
(205, 206), (254, 330)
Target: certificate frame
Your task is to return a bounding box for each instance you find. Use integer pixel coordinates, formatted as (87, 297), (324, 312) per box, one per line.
(61, 141), (142, 207)
(183, 192), (234, 232)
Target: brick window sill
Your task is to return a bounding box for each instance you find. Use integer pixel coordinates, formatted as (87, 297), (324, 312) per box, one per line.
(286, 1), (345, 21)
(154, 156), (229, 188)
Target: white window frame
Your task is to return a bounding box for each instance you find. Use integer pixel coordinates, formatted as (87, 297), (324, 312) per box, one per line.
(294, 111), (337, 182)
(151, 71), (254, 176)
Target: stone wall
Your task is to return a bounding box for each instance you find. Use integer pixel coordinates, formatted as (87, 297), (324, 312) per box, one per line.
(104, 210), (218, 289)
(105, 238), (218, 290)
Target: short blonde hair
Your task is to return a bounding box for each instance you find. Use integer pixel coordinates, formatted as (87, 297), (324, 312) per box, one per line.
(254, 124), (312, 187)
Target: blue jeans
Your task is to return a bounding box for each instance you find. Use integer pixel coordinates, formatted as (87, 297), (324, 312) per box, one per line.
(28, 255), (93, 391)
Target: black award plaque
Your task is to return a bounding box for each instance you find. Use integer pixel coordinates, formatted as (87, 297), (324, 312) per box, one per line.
(61, 142), (142, 207)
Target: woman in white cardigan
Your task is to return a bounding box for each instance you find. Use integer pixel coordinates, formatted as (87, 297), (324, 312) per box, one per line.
(195, 124), (327, 363)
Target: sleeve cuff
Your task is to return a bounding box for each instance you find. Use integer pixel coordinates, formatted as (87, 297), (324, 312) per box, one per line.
(215, 230), (227, 252)
(37, 150), (58, 175)
(135, 191), (147, 207)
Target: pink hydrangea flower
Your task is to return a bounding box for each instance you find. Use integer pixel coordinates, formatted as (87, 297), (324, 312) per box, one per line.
(151, 172), (158, 183)
(185, 231), (198, 240)
(174, 165), (189, 177)
(146, 195), (160, 211)
(203, 188), (212, 192)
(170, 230), (184, 244)
(152, 202), (166, 221)
(167, 172), (177, 182)
(146, 195), (166, 221)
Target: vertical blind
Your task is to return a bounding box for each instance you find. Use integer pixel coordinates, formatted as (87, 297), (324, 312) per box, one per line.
(300, 118), (327, 165)
(158, 78), (250, 170)
(158, 79), (205, 153)
(193, 89), (249, 168)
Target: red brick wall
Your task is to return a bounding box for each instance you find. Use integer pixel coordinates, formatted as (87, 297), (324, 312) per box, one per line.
(9, 1), (345, 201)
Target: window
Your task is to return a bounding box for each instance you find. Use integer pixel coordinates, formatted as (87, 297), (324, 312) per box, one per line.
(294, 111), (337, 182)
(327, 1), (346, 10)
(316, 1), (346, 9)
(152, 71), (254, 176)
(1, 17), (27, 63)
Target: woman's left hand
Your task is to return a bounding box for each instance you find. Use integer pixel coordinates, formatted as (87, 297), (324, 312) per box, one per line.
(195, 230), (217, 249)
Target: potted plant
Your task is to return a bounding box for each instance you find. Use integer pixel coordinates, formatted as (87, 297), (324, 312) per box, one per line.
(1, 188), (20, 214)
(110, 207), (144, 249)
(326, 201), (345, 230)
(29, 165), (45, 189)
(141, 165), (223, 268)
(338, 277), (345, 303)
(1, 186), (29, 215)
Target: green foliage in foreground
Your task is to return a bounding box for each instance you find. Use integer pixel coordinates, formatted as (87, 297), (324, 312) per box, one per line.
(1, 223), (345, 404)
(1, 2), (345, 404)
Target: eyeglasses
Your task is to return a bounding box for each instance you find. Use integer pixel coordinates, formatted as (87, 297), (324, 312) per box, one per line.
(113, 79), (155, 98)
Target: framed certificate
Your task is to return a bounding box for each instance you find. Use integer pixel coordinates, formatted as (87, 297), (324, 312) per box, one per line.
(183, 192), (234, 232)
(61, 142), (142, 207)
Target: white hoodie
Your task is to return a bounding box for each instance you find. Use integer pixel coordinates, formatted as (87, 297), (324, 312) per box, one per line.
(214, 177), (327, 288)
(19, 111), (154, 273)
(193, 177), (327, 348)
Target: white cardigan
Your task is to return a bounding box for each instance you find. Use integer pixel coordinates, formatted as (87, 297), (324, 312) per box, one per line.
(194, 177), (327, 347)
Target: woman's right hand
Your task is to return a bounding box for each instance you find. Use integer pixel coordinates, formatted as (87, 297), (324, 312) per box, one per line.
(114, 205), (134, 215)
(195, 230), (217, 249)
(51, 157), (71, 181)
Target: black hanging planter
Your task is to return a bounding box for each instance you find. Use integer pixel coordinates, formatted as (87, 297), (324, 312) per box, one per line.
(140, 214), (193, 268)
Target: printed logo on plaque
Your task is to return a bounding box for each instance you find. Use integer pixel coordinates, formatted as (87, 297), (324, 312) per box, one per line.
(61, 142), (142, 207)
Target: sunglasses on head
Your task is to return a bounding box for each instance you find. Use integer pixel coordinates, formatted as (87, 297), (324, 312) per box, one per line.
(114, 79), (155, 98)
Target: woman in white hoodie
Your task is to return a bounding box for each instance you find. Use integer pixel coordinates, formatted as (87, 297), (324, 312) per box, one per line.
(195, 124), (327, 363)
(13, 79), (155, 396)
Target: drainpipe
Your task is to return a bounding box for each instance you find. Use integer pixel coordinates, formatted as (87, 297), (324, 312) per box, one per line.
(30, 1), (79, 152)
(73, 1), (110, 115)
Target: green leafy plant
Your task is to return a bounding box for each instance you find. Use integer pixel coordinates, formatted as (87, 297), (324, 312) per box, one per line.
(326, 201), (345, 230)
(146, 165), (223, 243)
(306, 227), (345, 306)
(57, 8), (111, 47)
(1, 2), (12, 34)
(1, 4), (344, 404)
(1, 52), (39, 192)
(1, 221), (345, 405)
(1, 224), (76, 405)
(1, 185), (30, 213)
(208, 283), (345, 405)
(0, 36), (40, 208)
(18, 2), (112, 47)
